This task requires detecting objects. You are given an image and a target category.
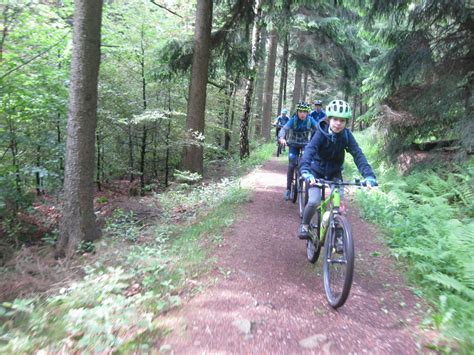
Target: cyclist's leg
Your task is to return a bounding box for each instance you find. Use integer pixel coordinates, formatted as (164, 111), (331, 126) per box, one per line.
(275, 126), (281, 139)
(302, 186), (322, 225)
(298, 185), (322, 239)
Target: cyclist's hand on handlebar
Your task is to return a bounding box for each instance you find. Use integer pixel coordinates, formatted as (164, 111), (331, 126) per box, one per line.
(363, 176), (378, 189)
(301, 171), (316, 185)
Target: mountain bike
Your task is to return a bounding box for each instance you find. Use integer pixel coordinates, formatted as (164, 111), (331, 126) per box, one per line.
(273, 124), (286, 157)
(277, 140), (284, 157)
(304, 179), (371, 309)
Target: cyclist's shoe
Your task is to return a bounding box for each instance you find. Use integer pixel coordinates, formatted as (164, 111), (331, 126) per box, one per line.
(298, 224), (310, 240)
(284, 190), (290, 201)
(334, 228), (344, 254)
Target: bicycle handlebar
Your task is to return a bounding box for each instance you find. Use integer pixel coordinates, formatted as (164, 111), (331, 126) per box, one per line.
(300, 177), (376, 188)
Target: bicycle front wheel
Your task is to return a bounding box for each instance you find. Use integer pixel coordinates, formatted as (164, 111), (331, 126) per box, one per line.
(290, 170), (298, 204)
(277, 143), (282, 157)
(323, 213), (354, 309)
(307, 213), (321, 264)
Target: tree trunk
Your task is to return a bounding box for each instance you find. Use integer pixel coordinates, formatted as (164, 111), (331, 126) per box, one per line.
(223, 80), (235, 151)
(36, 146), (43, 195)
(253, 26), (267, 137)
(139, 126), (147, 195)
(164, 85), (172, 186)
(57, 0), (103, 259)
(96, 131), (101, 191)
(350, 94), (357, 131)
(262, 28), (278, 142)
(291, 62), (302, 110)
(240, 0), (263, 159)
(302, 70), (308, 102)
(277, 32), (289, 115)
(165, 120), (171, 187)
(128, 122), (134, 182)
(57, 114), (64, 184)
(225, 82), (237, 151)
(182, 0), (213, 175)
(139, 27), (147, 195)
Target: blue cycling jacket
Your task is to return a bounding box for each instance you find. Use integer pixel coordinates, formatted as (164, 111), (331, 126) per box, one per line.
(275, 115), (289, 127)
(278, 114), (318, 147)
(299, 120), (375, 179)
(310, 109), (327, 123)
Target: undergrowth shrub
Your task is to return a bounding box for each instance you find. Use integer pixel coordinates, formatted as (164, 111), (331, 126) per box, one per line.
(346, 128), (474, 352)
(0, 142), (266, 352)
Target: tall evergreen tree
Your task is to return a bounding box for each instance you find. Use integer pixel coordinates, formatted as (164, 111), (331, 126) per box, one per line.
(182, 0), (213, 175)
(57, 0), (103, 258)
(240, 0), (263, 159)
(262, 27), (278, 141)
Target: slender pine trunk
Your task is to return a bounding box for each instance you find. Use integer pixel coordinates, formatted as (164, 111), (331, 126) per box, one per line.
(240, 0), (263, 159)
(262, 28), (278, 142)
(277, 32), (289, 114)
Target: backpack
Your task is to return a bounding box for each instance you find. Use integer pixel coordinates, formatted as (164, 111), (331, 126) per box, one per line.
(293, 117), (312, 130)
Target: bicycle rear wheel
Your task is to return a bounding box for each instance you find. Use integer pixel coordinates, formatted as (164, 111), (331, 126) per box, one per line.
(323, 213), (354, 308)
(276, 143), (282, 157)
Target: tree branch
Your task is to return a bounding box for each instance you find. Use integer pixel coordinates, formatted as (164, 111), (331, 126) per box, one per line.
(207, 80), (226, 90)
(0, 33), (68, 81)
(150, 0), (183, 18)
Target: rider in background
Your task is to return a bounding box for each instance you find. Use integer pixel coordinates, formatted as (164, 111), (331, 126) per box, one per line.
(297, 99), (377, 239)
(310, 100), (327, 123)
(273, 108), (290, 139)
(278, 102), (318, 201)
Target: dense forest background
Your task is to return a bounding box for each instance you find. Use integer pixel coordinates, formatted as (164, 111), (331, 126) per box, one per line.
(0, 0), (473, 352)
(1, 0), (472, 223)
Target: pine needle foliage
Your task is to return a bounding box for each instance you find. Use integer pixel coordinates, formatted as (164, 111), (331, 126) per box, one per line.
(360, 0), (474, 157)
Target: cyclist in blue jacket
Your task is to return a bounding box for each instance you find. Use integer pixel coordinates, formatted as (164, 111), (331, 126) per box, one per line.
(310, 100), (327, 123)
(278, 101), (318, 200)
(297, 99), (377, 239)
(273, 108), (290, 139)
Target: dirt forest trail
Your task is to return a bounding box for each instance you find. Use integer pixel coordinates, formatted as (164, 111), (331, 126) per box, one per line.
(157, 157), (432, 354)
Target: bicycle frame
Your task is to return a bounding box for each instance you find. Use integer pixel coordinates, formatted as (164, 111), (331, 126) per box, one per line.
(318, 183), (341, 244)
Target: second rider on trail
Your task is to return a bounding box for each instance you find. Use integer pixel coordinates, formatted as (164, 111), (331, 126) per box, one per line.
(273, 108), (290, 140)
(278, 101), (318, 201)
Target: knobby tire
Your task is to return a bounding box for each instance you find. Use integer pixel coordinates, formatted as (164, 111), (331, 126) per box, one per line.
(291, 169), (298, 204)
(323, 213), (354, 308)
(307, 212), (321, 263)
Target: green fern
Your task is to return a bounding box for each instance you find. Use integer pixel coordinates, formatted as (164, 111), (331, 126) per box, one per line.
(349, 131), (474, 350)
(426, 273), (474, 301)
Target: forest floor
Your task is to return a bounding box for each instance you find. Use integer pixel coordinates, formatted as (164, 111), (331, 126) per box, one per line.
(155, 157), (436, 353)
